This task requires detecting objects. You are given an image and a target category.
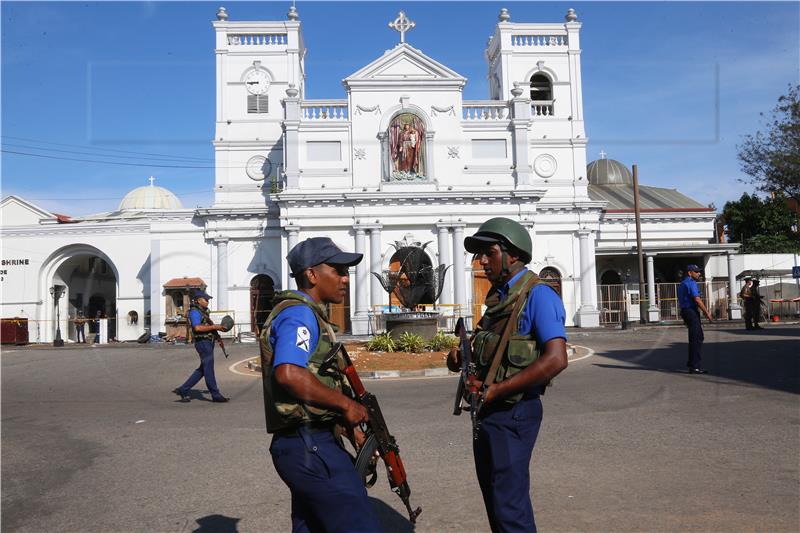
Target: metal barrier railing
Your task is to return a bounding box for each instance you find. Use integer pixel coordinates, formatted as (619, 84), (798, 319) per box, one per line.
(599, 281), (734, 324)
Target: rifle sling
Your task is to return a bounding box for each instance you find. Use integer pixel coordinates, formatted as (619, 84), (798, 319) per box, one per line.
(481, 274), (541, 388)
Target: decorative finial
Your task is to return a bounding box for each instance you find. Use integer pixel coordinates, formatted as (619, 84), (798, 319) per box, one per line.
(511, 82), (523, 97)
(389, 11), (415, 44)
(216, 7), (228, 21)
(565, 8), (578, 22)
(286, 83), (299, 97)
(599, 150), (607, 159)
(287, 4), (299, 21)
(148, 176), (156, 187)
(498, 8), (511, 22)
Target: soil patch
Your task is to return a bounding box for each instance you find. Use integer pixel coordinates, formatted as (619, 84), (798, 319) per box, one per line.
(344, 343), (448, 372)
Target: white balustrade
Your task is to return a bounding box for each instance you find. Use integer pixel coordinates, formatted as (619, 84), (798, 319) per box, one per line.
(511, 34), (568, 47)
(531, 100), (555, 117)
(227, 33), (288, 46)
(300, 100), (349, 121)
(462, 101), (511, 121)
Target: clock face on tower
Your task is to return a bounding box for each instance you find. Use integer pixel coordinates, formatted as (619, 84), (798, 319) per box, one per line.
(246, 156), (272, 181)
(244, 70), (269, 95)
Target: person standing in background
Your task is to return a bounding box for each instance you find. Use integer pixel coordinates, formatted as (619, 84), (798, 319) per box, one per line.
(677, 265), (714, 374)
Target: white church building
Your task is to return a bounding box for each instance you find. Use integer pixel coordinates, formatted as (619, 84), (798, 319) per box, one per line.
(2, 6), (751, 343)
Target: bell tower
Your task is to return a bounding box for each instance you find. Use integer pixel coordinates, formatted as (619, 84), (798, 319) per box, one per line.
(485, 7), (584, 126)
(211, 5), (305, 205)
(484, 7), (588, 195)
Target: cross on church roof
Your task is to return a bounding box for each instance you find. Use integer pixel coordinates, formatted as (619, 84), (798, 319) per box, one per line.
(599, 150), (607, 159)
(149, 176), (156, 186)
(389, 11), (415, 44)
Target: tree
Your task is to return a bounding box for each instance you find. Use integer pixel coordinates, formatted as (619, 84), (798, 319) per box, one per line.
(737, 84), (800, 202)
(720, 192), (800, 253)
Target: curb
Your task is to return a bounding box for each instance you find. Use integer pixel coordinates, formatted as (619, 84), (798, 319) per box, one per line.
(242, 359), (455, 379)
(237, 345), (589, 380)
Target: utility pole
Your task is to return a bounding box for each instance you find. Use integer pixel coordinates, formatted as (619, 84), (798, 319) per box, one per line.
(632, 165), (647, 323)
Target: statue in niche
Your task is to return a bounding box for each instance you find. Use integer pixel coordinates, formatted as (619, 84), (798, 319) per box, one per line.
(389, 113), (426, 181)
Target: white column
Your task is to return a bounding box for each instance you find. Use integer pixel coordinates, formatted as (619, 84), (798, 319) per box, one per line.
(369, 226), (384, 307)
(283, 87), (301, 190)
(576, 229), (600, 327)
(351, 227), (369, 334)
(452, 224), (467, 316)
(727, 252), (742, 319)
(286, 227), (299, 290)
(216, 238), (229, 310)
(646, 254), (660, 322)
(510, 85), (533, 187)
(436, 224), (452, 307)
(425, 131), (435, 182)
(149, 239), (163, 334)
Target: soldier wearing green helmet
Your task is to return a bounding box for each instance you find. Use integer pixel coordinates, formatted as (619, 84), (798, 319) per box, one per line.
(448, 216), (568, 532)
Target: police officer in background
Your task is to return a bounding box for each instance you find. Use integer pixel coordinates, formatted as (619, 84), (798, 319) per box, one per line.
(259, 237), (382, 533)
(678, 264), (714, 374)
(75, 311), (86, 343)
(448, 217), (568, 533)
(173, 288), (229, 403)
(740, 276), (763, 330)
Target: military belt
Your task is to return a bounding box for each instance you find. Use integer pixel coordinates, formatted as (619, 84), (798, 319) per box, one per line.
(273, 422), (336, 438)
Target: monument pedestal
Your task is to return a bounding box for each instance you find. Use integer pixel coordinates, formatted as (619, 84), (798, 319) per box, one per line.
(351, 314), (370, 336)
(577, 307), (600, 328)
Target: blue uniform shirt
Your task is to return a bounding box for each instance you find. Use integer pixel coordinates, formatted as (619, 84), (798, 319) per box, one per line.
(678, 276), (700, 309)
(188, 308), (203, 328)
(497, 268), (567, 345)
(269, 291), (321, 368)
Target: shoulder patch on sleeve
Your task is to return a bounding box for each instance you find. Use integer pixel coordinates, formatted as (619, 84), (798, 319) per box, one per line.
(296, 326), (311, 352)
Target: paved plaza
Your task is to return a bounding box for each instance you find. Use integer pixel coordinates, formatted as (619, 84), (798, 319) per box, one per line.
(2, 325), (799, 532)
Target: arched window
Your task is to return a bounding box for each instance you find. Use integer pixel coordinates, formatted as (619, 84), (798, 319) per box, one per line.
(529, 74), (552, 101)
(600, 270), (622, 285)
(539, 267), (562, 297)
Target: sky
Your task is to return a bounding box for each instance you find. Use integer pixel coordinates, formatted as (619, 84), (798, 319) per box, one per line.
(2, 1), (798, 217)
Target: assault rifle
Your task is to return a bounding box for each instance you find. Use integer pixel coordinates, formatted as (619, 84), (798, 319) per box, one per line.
(212, 315), (234, 358)
(325, 342), (422, 524)
(452, 317), (484, 440)
(212, 331), (229, 358)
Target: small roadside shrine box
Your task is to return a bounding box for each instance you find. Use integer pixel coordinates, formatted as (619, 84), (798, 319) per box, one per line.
(163, 277), (207, 341)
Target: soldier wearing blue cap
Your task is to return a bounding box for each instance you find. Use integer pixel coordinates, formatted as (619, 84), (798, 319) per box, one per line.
(173, 288), (229, 403)
(259, 237), (382, 532)
(677, 264), (714, 374)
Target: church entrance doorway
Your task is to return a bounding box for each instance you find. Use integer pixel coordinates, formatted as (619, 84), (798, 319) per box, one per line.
(471, 258), (491, 324)
(52, 254), (117, 342)
(600, 270), (622, 285)
(328, 280), (351, 334)
(250, 274), (275, 334)
(539, 267), (562, 297)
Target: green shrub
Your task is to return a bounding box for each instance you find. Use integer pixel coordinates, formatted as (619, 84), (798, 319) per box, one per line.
(427, 331), (460, 351)
(395, 331), (425, 353)
(366, 332), (395, 352)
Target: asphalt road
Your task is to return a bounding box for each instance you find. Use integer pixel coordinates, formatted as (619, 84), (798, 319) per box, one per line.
(2, 325), (799, 532)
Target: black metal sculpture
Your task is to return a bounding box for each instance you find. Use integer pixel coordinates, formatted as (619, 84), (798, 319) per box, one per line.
(371, 240), (449, 309)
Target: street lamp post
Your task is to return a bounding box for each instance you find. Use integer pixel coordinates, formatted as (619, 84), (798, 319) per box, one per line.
(50, 285), (65, 347)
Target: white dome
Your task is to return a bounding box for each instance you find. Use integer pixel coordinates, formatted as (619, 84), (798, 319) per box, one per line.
(119, 178), (182, 211)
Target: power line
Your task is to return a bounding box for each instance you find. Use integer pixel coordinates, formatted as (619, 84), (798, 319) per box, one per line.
(18, 190), (213, 201)
(1, 135), (213, 162)
(1, 149), (224, 169)
(2, 142), (213, 164)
